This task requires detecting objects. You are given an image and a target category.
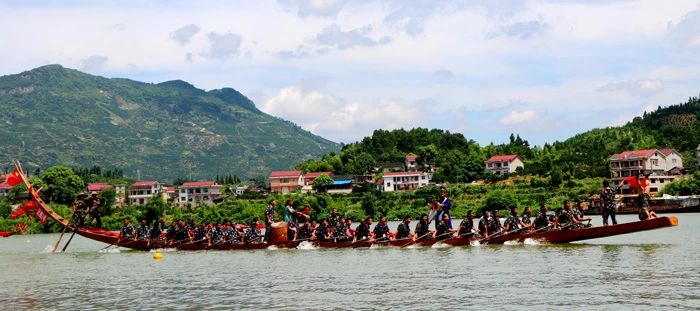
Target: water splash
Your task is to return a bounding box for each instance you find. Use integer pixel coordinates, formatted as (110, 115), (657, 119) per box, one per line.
(267, 245), (279, 250)
(470, 240), (481, 246)
(43, 245), (55, 253)
(296, 241), (317, 250)
(503, 240), (521, 246)
(98, 248), (120, 254)
(431, 242), (450, 249)
(523, 238), (541, 245)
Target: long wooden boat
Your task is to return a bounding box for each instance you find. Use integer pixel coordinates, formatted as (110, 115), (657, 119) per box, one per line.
(10, 161), (680, 252)
(0, 231), (15, 238)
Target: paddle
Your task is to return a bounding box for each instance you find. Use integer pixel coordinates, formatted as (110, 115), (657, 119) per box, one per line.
(52, 218), (72, 253)
(480, 227), (525, 244)
(400, 232), (433, 248)
(60, 212), (89, 253)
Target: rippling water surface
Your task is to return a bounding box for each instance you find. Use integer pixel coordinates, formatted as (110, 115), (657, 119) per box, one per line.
(1, 214), (699, 310)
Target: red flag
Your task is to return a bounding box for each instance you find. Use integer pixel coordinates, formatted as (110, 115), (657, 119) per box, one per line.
(623, 176), (639, 189)
(5, 167), (22, 187)
(35, 207), (48, 225)
(9, 201), (38, 219)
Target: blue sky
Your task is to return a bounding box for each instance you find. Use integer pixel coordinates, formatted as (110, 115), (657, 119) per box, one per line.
(1, 0), (699, 145)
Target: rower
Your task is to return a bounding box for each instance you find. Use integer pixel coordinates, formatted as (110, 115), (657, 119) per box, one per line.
(395, 215), (412, 240)
(557, 200), (581, 229)
(175, 220), (191, 244)
(355, 217), (372, 241)
(165, 220), (177, 243)
(478, 211), (491, 237)
(345, 219), (355, 240)
(574, 202), (592, 226)
(327, 208), (340, 228)
(457, 210), (477, 237)
(314, 219), (330, 241)
(521, 207), (532, 228)
(151, 218), (165, 245)
(413, 214), (431, 241)
(488, 210), (503, 235)
(245, 219), (263, 244)
(194, 222), (211, 246)
(434, 213), (455, 240)
(224, 221), (241, 244)
(533, 204), (554, 230)
(332, 217), (350, 242)
(297, 218), (313, 240)
(503, 207), (529, 232)
(135, 219), (150, 241)
(636, 183), (657, 221)
(210, 223), (223, 245)
(119, 217), (135, 241)
(372, 216), (390, 241)
(264, 200), (276, 242)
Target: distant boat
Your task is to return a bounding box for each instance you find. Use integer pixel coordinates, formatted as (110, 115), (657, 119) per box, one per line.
(587, 194), (700, 215)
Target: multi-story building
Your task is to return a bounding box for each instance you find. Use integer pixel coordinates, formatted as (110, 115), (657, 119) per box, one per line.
(405, 153), (417, 170)
(128, 181), (162, 205)
(381, 171), (431, 192)
(302, 171), (333, 192)
(269, 171), (303, 194)
(178, 181), (222, 205)
(485, 154), (524, 175)
(609, 149), (684, 193)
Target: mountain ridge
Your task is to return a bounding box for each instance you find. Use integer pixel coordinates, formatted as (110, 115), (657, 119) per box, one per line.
(0, 64), (339, 180)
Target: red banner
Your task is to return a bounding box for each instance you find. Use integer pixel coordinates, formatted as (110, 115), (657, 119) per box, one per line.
(35, 207), (48, 225)
(4, 167), (22, 187)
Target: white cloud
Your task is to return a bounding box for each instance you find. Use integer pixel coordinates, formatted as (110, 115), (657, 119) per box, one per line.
(278, 24), (391, 59)
(170, 24), (200, 45)
(206, 32), (242, 60)
(487, 18), (549, 40)
(80, 55), (108, 72)
(668, 7), (700, 48)
(499, 110), (538, 125)
(277, 0), (348, 18)
(598, 79), (665, 98)
(260, 86), (424, 142)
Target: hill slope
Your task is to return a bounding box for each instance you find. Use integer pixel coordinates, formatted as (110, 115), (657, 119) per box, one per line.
(0, 65), (339, 180)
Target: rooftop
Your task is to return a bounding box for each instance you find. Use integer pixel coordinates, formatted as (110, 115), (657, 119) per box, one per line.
(383, 171), (426, 176)
(130, 181), (159, 188)
(486, 154), (520, 163)
(180, 181), (219, 188)
(269, 170), (303, 178)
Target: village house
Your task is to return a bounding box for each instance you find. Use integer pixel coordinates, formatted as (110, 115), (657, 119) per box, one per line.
(485, 154), (524, 175)
(128, 181), (162, 205)
(302, 171), (333, 192)
(609, 149), (684, 193)
(269, 170), (303, 194)
(178, 181), (222, 205)
(86, 182), (111, 193)
(164, 186), (177, 202)
(381, 171), (431, 192)
(405, 153), (417, 170)
(0, 181), (10, 198)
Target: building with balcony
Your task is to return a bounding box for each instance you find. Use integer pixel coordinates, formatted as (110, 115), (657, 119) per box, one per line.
(609, 149), (684, 193)
(381, 171), (431, 192)
(269, 170), (303, 194)
(485, 154), (524, 175)
(302, 171), (333, 192)
(178, 181), (222, 206)
(128, 181), (162, 205)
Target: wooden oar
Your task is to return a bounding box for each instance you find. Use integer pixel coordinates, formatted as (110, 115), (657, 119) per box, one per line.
(480, 227), (525, 244)
(400, 232), (432, 248)
(52, 221), (71, 253)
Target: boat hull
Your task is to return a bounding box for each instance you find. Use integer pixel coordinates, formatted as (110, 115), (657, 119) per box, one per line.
(525, 216), (678, 243)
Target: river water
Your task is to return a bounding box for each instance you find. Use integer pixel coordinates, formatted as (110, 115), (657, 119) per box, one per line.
(1, 214), (699, 310)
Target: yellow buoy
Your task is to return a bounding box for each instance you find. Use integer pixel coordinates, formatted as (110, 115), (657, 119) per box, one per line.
(153, 252), (163, 260)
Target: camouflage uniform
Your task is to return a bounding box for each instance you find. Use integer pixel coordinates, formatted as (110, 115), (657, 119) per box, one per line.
(414, 221), (430, 239)
(601, 186), (619, 225)
(120, 224), (135, 239)
(637, 193), (651, 220)
(372, 223), (390, 241)
(533, 210), (549, 229)
(395, 223), (411, 239)
(135, 225), (150, 240)
(245, 227), (262, 244)
(458, 218), (474, 236)
(504, 215), (521, 231)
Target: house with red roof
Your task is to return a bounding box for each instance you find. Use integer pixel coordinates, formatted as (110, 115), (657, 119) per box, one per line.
(269, 170), (303, 194)
(128, 181), (162, 205)
(485, 154), (524, 175)
(405, 153), (417, 170)
(381, 171), (431, 192)
(86, 182), (112, 193)
(178, 181), (222, 205)
(609, 148), (683, 193)
(0, 181), (11, 198)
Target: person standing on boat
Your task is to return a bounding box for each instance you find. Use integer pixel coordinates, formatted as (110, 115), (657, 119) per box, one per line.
(436, 187), (452, 228)
(283, 199), (295, 222)
(372, 216), (390, 241)
(600, 180), (621, 225)
(327, 208), (340, 228)
(264, 200), (276, 242)
(414, 214), (431, 241)
(458, 210), (477, 237)
(395, 215), (412, 240)
(71, 193), (89, 228)
(86, 192), (102, 229)
(119, 218), (135, 241)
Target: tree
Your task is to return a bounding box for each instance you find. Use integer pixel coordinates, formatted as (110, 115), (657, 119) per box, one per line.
(98, 188), (116, 215)
(41, 166), (84, 204)
(481, 191), (518, 213)
(143, 194), (168, 223)
(312, 174), (334, 193)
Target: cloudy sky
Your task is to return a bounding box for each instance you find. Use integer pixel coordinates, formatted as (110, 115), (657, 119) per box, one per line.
(1, 0), (699, 145)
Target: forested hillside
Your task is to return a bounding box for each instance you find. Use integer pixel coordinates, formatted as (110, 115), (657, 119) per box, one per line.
(296, 96), (700, 183)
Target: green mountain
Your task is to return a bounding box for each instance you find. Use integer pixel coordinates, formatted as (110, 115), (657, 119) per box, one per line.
(0, 65), (339, 180)
(296, 96), (700, 183)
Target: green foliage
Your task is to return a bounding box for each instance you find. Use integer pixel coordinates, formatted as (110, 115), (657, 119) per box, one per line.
(0, 200), (11, 218)
(98, 188), (116, 215)
(662, 172), (700, 196)
(0, 65), (339, 180)
(311, 174), (334, 192)
(41, 166), (84, 204)
(142, 194), (167, 223)
(482, 191), (518, 213)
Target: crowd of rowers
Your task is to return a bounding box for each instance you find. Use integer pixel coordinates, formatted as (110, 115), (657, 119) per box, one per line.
(116, 198), (601, 247)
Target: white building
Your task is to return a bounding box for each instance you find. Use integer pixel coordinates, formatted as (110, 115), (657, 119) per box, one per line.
(128, 181), (162, 205)
(609, 149), (684, 193)
(382, 171), (431, 192)
(485, 155), (524, 175)
(178, 181), (222, 205)
(405, 153), (417, 170)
